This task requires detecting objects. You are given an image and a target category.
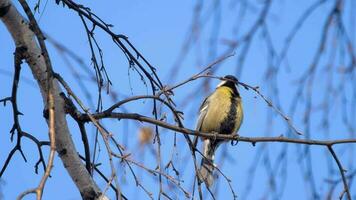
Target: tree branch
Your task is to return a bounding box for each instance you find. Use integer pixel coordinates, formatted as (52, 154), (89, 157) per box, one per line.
(79, 111), (356, 147)
(328, 146), (352, 200)
(0, 0), (103, 199)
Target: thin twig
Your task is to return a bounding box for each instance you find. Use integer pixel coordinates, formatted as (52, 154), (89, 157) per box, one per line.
(328, 146), (352, 200)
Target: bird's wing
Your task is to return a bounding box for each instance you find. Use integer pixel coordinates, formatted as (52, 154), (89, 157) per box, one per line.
(195, 95), (211, 131)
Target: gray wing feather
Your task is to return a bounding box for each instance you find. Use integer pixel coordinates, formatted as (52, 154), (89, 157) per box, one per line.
(195, 95), (211, 131)
(193, 95), (211, 147)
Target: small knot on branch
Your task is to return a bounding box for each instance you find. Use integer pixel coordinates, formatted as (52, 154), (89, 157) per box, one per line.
(0, 4), (11, 18)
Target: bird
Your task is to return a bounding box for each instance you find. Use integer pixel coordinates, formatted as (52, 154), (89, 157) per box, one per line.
(196, 75), (243, 187)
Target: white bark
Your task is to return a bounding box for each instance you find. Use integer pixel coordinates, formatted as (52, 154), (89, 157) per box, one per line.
(0, 0), (103, 199)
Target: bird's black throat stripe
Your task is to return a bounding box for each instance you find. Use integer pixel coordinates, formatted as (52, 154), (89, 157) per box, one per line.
(219, 95), (237, 136)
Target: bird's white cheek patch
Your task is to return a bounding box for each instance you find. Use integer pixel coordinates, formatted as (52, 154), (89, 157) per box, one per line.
(216, 80), (227, 88)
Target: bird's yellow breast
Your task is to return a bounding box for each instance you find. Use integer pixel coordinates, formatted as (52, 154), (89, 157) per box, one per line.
(200, 86), (243, 135)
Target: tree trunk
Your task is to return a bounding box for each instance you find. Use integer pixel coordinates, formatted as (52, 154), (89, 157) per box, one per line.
(0, 0), (103, 199)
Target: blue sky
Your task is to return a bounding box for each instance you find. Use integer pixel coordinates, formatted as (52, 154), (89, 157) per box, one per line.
(1, 0), (355, 199)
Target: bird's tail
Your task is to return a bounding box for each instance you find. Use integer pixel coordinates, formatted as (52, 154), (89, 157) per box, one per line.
(199, 139), (216, 187)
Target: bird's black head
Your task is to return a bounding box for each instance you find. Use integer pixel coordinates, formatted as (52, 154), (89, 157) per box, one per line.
(224, 75), (238, 84)
(217, 75), (240, 97)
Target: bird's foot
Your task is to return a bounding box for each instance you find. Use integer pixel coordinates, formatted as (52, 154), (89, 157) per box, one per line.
(231, 133), (239, 146)
(212, 131), (218, 142)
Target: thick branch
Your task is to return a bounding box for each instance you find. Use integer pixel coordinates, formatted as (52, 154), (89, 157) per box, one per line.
(0, 0), (103, 199)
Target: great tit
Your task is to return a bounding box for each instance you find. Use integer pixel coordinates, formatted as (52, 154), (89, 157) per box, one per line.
(196, 75), (243, 187)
